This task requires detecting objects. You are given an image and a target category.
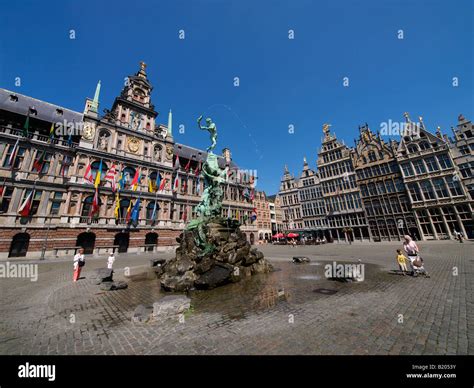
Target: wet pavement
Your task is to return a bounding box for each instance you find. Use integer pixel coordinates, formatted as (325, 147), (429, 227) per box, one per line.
(0, 241), (472, 355)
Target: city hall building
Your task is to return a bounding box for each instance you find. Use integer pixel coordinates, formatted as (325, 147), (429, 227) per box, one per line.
(0, 63), (258, 258)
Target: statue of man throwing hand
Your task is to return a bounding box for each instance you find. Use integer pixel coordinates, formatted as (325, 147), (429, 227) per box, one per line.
(197, 115), (217, 152)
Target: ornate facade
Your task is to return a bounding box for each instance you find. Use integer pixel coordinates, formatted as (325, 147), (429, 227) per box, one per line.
(352, 124), (419, 241)
(317, 125), (369, 242)
(267, 194), (283, 235)
(298, 158), (327, 238)
(254, 190), (272, 242)
(396, 114), (473, 240)
(0, 63), (257, 258)
(279, 165), (303, 231)
(452, 114), (474, 202)
(278, 116), (473, 242)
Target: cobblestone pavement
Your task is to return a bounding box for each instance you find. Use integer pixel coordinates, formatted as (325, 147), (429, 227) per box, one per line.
(0, 241), (472, 355)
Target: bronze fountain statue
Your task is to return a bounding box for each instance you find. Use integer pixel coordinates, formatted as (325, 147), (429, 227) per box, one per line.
(156, 116), (271, 291)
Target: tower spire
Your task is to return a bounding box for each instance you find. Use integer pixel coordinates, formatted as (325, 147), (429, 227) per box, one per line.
(167, 109), (173, 137)
(91, 80), (101, 113)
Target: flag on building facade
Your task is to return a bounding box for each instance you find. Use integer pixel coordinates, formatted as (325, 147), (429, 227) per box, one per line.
(8, 139), (20, 168)
(60, 155), (70, 177)
(151, 200), (160, 225)
(251, 207), (257, 222)
(173, 174), (179, 192)
(94, 160), (103, 189)
(117, 167), (125, 191)
(148, 175), (155, 193)
(131, 169), (140, 191)
(104, 164), (117, 191)
(155, 173), (161, 192)
(32, 150), (46, 172)
(49, 122), (55, 141)
(194, 163), (200, 176)
(18, 191), (33, 217)
(130, 197), (141, 227)
(196, 174), (200, 195)
(184, 159), (191, 173)
(90, 188), (100, 216)
(125, 200), (133, 223)
(159, 177), (167, 191)
(0, 184), (4, 208)
(83, 163), (94, 184)
(22, 114), (30, 137)
(182, 205), (188, 222)
(113, 192), (120, 223)
(173, 155), (180, 170)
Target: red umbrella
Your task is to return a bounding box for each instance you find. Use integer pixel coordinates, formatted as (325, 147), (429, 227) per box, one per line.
(287, 233), (299, 238)
(272, 233), (285, 239)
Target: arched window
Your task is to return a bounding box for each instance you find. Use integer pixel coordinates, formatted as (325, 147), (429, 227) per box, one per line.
(147, 200), (160, 224)
(119, 198), (131, 220)
(81, 195), (95, 217)
(122, 167), (136, 190)
(407, 144), (419, 153)
(97, 129), (111, 151)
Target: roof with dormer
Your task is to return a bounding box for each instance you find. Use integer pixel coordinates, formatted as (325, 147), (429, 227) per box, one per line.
(0, 88), (83, 124)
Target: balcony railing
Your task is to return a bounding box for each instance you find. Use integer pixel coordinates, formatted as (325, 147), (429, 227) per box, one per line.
(0, 126), (79, 148)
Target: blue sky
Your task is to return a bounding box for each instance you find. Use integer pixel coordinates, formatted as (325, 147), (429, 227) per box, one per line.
(0, 0), (472, 194)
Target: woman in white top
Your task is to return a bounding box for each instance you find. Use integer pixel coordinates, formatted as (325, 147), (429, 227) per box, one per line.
(107, 253), (115, 269)
(403, 235), (419, 276)
(73, 248), (85, 282)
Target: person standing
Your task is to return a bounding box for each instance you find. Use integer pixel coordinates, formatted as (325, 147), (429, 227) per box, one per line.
(403, 235), (419, 276)
(107, 253), (116, 269)
(396, 249), (408, 275)
(73, 248), (85, 282)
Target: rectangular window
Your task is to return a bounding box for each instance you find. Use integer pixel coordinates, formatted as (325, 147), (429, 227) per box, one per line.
(424, 156), (439, 172)
(385, 180), (395, 193)
(433, 178), (449, 198)
(394, 178), (405, 192)
(446, 176), (464, 196)
(3, 145), (26, 169)
(412, 159), (426, 175)
(50, 192), (63, 215)
(437, 154), (453, 169)
(21, 189), (42, 216)
(41, 153), (53, 175)
(401, 163), (414, 177)
(420, 180), (436, 200)
(0, 187), (14, 213)
(408, 183), (423, 202)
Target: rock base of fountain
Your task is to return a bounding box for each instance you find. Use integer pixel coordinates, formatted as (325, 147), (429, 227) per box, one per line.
(157, 218), (272, 291)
